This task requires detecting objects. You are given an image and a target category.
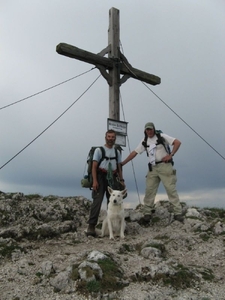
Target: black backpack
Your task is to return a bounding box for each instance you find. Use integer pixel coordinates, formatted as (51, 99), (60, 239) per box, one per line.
(142, 130), (174, 165)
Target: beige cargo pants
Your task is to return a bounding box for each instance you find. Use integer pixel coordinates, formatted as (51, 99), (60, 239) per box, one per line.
(142, 162), (182, 216)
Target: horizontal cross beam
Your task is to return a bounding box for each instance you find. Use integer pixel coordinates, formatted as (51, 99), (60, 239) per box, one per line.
(56, 43), (161, 86)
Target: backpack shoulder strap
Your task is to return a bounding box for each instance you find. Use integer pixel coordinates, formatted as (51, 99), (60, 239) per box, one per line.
(115, 147), (118, 162)
(115, 147), (119, 168)
(156, 132), (174, 165)
(100, 146), (105, 158)
(97, 146), (105, 166)
(142, 134), (149, 157)
(156, 132), (171, 154)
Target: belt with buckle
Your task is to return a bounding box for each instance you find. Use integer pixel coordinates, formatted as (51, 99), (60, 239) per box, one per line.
(155, 160), (172, 165)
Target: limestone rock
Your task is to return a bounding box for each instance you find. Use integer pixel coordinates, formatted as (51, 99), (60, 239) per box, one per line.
(0, 192), (224, 300)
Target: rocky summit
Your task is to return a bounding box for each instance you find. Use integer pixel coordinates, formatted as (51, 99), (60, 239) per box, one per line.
(0, 191), (225, 300)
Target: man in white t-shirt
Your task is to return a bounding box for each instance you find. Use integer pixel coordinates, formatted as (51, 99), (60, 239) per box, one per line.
(121, 122), (184, 223)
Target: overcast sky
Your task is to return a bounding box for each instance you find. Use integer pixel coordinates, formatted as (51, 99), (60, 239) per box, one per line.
(1, 0), (225, 209)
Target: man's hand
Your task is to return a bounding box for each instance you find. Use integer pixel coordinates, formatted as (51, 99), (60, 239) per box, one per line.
(120, 181), (126, 188)
(162, 154), (173, 163)
(92, 180), (99, 191)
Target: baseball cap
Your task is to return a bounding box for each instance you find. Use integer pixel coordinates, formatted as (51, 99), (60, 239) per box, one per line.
(144, 122), (155, 130)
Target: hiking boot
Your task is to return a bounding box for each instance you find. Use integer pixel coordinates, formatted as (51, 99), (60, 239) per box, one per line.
(138, 214), (152, 226)
(85, 224), (96, 237)
(174, 214), (184, 223)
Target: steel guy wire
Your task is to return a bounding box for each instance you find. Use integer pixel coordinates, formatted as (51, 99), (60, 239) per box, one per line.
(119, 91), (142, 205)
(0, 74), (101, 170)
(0, 68), (96, 111)
(119, 50), (225, 162)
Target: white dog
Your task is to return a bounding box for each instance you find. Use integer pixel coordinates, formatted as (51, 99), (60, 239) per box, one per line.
(101, 187), (127, 240)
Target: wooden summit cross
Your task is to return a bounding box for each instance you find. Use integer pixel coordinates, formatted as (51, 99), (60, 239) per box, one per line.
(56, 7), (161, 121)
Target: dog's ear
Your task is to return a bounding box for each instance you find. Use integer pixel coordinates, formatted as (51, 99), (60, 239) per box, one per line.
(122, 189), (127, 196)
(107, 186), (113, 194)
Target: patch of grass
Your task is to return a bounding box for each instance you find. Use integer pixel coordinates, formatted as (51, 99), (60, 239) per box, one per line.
(132, 263), (206, 290)
(199, 232), (210, 241)
(72, 240), (82, 245)
(199, 268), (214, 281)
(142, 242), (166, 257)
(98, 257), (123, 279)
(76, 256), (125, 296)
(159, 264), (199, 289)
(25, 194), (41, 200)
(194, 227), (212, 234)
(154, 234), (170, 240)
(204, 207), (225, 219)
(35, 272), (43, 278)
(118, 243), (135, 254)
(62, 207), (76, 221)
(0, 243), (25, 259)
(70, 264), (80, 281)
(86, 280), (101, 293)
(43, 195), (58, 201)
(151, 216), (161, 223)
(2, 193), (13, 199)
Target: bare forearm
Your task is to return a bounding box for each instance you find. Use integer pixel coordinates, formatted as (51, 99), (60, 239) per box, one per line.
(117, 163), (123, 180)
(92, 162), (98, 182)
(171, 139), (181, 156)
(121, 151), (137, 166)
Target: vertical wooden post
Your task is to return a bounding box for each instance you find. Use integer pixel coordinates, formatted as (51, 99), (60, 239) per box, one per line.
(108, 7), (120, 120)
(56, 7), (161, 126)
